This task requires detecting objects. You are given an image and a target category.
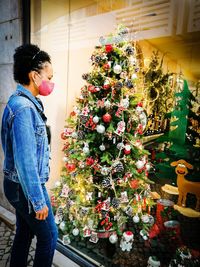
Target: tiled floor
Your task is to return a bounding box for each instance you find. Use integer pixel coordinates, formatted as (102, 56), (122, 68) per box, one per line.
(0, 220), (79, 267)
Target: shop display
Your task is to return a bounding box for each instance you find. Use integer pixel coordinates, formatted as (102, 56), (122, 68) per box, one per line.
(51, 25), (200, 266)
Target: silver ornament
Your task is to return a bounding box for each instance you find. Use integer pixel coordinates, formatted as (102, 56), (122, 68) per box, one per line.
(93, 116), (99, 124)
(99, 144), (106, 151)
(59, 221), (66, 231)
(113, 64), (122, 74)
(72, 228), (79, 236)
(141, 214), (150, 223)
(101, 166), (110, 176)
(133, 214), (140, 223)
(71, 132), (78, 139)
(135, 160), (145, 169)
(117, 142), (124, 150)
(96, 124), (105, 134)
(109, 234), (118, 244)
(83, 146), (90, 154)
(104, 100), (111, 108)
(131, 73), (137, 80)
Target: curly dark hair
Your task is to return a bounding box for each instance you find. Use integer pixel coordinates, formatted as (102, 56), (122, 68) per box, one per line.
(13, 44), (51, 85)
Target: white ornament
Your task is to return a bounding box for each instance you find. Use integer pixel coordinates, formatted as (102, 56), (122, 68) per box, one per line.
(147, 256), (161, 267)
(104, 100), (111, 108)
(146, 162), (151, 171)
(72, 228), (79, 236)
(135, 160), (145, 169)
(115, 121), (126, 136)
(121, 191), (128, 203)
(62, 234), (71, 245)
(141, 214), (150, 223)
(129, 56), (137, 66)
(60, 184), (70, 197)
(54, 215), (62, 225)
(140, 229), (149, 240)
(120, 97), (129, 108)
(99, 144), (106, 151)
(101, 166), (110, 175)
(89, 231), (99, 243)
(124, 144), (131, 151)
(131, 73), (138, 80)
(71, 132), (78, 139)
(59, 221), (66, 231)
(133, 214), (140, 223)
(62, 156), (68, 162)
(96, 124), (105, 134)
(109, 233), (118, 244)
(120, 231), (134, 251)
(113, 64), (122, 74)
(135, 106), (143, 114)
(86, 192), (93, 201)
(117, 142), (124, 150)
(93, 116), (99, 124)
(83, 146), (89, 154)
(55, 181), (61, 187)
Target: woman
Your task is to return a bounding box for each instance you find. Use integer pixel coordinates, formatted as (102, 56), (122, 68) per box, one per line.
(1, 44), (58, 267)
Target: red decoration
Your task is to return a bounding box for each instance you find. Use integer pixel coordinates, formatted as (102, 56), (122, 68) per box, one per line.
(86, 157), (95, 166)
(137, 102), (143, 107)
(62, 142), (70, 151)
(130, 179), (139, 189)
(103, 63), (110, 70)
(85, 116), (97, 130)
(124, 144), (131, 155)
(61, 132), (67, 140)
(148, 223), (160, 238)
(65, 163), (76, 172)
(156, 199), (174, 231)
(103, 84), (110, 90)
(102, 113), (112, 123)
(88, 85), (100, 93)
(50, 195), (58, 207)
(105, 44), (113, 53)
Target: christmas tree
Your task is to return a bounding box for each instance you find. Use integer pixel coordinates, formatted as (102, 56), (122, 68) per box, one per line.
(52, 26), (155, 251)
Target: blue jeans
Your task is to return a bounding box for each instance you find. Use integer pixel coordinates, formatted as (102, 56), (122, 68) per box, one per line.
(4, 178), (58, 267)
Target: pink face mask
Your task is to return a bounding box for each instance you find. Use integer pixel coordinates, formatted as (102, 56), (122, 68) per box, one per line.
(38, 80), (55, 96)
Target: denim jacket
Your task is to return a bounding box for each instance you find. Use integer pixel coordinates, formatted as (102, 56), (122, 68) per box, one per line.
(1, 84), (50, 212)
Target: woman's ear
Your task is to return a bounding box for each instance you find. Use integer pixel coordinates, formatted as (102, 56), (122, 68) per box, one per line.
(29, 71), (39, 86)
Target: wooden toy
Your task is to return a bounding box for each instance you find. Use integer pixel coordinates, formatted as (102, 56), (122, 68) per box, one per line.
(171, 159), (200, 211)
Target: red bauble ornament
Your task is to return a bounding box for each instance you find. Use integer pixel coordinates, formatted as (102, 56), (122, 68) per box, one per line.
(103, 63), (110, 70)
(130, 179), (139, 189)
(86, 157), (95, 166)
(102, 113), (112, 123)
(105, 44), (113, 53)
(61, 132), (67, 140)
(124, 144), (131, 155)
(66, 163), (76, 172)
(103, 84), (110, 90)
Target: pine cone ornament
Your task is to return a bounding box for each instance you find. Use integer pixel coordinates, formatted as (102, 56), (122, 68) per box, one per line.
(125, 46), (135, 55)
(77, 130), (85, 140)
(79, 115), (88, 123)
(114, 81), (123, 90)
(112, 198), (120, 208)
(82, 73), (91, 81)
(124, 79), (134, 89)
(112, 161), (124, 173)
(102, 177), (112, 188)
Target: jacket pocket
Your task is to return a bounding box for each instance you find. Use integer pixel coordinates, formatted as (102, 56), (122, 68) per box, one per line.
(35, 124), (46, 147)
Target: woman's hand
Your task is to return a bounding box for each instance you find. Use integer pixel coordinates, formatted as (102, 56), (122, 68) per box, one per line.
(35, 205), (49, 220)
